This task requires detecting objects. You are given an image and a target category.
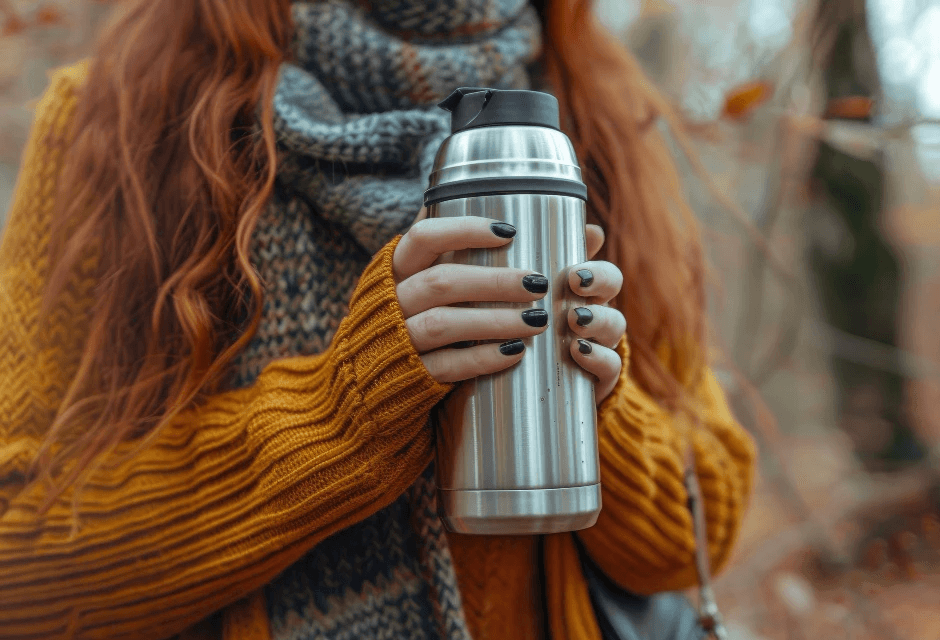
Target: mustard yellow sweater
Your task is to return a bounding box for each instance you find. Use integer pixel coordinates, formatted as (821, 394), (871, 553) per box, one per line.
(0, 62), (755, 640)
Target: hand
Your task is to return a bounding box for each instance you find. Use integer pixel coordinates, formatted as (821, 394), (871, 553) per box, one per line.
(393, 213), (550, 383)
(567, 225), (627, 403)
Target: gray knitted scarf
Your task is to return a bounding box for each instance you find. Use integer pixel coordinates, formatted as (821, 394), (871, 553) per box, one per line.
(224, 1), (542, 638)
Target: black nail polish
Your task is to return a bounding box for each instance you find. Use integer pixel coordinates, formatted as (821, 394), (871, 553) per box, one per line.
(521, 309), (548, 327)
(577, 339), (593, 354)
(522, 274), (548, 294)
(574, 307), (593, 326)
(490, 222), (517, 238)
(576, 269), (594, 288)
(499, 339), (525, 356)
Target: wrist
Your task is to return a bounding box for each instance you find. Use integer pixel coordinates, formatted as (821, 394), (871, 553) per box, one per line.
(338, 237), (452, 428)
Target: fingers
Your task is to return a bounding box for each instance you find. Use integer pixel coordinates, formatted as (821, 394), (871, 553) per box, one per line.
(570, 339), (622, 403)
(393, 217), (516, 282)
(567, 304), (626, 348)
(397, 264), (548, 319)
(585, 224), (605, 259)
(568, 260), (623, 304)
(411, 206), (429, 225)
(421, 340), (527, 383)
(406, 307), (549, 353)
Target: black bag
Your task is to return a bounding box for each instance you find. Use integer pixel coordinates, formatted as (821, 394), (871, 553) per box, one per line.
(579, 447), (728, 640)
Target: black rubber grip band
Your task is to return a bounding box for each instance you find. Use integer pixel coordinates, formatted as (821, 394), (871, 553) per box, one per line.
(424, 177), (588, 206)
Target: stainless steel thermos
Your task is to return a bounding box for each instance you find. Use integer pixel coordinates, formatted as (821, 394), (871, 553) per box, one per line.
(425, 87), (601, 535)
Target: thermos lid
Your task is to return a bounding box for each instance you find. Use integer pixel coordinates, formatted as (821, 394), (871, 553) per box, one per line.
(425, 87), (585, 206)
(439, 88), (560, 134)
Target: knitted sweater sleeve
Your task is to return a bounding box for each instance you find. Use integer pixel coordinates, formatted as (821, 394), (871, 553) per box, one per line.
(0, 65), (451, 640)
(577, 339), (756, 595)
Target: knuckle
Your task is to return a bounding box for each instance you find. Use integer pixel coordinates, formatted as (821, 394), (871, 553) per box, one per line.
(419, 307), (448, 341)
(436, 358), (459, 383)
(434, 346), (497, 383)
(422, 264), (453, 299)
(444, 353), (477, 383)
(506, 312), (537, 335)
(467, 348), (491, 377)
(406, 219), (435, 249)
(495, 270), (516, 299)
(423, 352), (455, 383)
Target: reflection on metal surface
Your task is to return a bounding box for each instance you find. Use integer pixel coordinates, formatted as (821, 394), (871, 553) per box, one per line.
(428, 125), (582, 187)
(439, 484), (602, 535)
(428, 123), (600, 535)
(432, 193), (600, 533)
(428, 159), (582, 187)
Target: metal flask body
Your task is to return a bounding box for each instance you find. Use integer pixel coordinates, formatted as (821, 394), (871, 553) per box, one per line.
(425, 88), (601, 535)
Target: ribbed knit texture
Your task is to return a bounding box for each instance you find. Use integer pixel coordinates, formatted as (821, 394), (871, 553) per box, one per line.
(446, 533), (545, 640)
(0, 58), (756, 640)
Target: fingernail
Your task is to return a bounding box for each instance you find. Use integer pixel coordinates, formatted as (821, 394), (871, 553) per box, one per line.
(490, 222), (516, 238)
(522, 274), (548, 294)
(499, 339), (525, 356)
(577, 339), (593, 354)
(521, 309), (548, 327)
(575, 269), (594, 288)
(574, 307), (593, 326)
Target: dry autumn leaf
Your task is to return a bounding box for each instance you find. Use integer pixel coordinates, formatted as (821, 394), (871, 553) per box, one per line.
(722, 80), (773, 120)
(1, 14), (25, 35)
(824, 96), (874, 120)
(35, 4), (64, 26)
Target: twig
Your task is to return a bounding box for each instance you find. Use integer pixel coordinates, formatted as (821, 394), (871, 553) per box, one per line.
(806, 320), (940, 380)
(727, 361), (851, 566)
(733, 113), (808, 388)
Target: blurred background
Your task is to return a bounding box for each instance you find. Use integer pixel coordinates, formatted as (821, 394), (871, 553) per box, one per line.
(1, 0), (939, 637)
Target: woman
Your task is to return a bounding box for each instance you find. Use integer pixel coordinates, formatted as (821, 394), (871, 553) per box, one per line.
(0, 0), (755, 638)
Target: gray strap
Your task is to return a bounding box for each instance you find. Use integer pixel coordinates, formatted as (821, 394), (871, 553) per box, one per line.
(683, 445), (729, 640)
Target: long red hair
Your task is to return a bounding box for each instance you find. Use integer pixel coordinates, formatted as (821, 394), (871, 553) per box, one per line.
(38, 0), (705, 495)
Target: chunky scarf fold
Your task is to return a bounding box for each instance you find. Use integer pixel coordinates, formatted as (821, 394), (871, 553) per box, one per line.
(224, 1), (542, 638)
(274, 0), (541, 257)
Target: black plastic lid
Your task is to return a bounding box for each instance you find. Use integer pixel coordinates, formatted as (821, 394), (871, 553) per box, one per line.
(438, 87), (560, 134)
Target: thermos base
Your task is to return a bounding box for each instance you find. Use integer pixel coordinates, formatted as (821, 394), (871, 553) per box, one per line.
(438, 484), (601, 535)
